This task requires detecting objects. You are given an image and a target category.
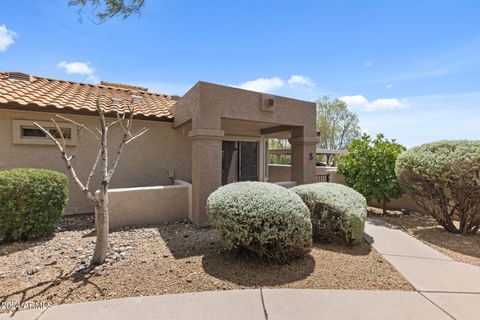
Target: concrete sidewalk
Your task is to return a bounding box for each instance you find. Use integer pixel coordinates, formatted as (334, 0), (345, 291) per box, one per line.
(365, 219), (480, 320)
(2, 219), (479, 319)
(0, 289), (453, 320)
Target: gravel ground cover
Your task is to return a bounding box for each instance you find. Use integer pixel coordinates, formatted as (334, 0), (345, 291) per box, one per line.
(370, 207), (480, 267)
(0, 214), (412, 313)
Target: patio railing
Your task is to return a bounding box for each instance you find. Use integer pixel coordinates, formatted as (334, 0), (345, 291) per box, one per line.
(316, 173), (330, 183)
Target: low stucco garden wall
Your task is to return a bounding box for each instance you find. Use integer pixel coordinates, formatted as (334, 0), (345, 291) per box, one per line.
(267, 164), (425, 214)
(268, 164), (344, 184)
(107, 180), (192, 228)
(0, 109), (192, 215)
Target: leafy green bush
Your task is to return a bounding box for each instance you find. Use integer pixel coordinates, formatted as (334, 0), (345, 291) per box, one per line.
(207, 181), (312, 262)
(337, 134), (406, 213)
(0, 168), (68, 243)
(292, 183), (367, 244)
(396, 140), (480, 235)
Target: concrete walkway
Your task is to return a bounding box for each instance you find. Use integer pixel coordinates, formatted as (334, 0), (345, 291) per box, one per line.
(365, 219), (480, 320)
(2, 218), (479, 320)
(0, 289), (454, 320)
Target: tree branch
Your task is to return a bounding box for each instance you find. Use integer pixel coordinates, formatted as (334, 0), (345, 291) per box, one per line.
(56, 114), (100, 141)
(33, 122), (95, 202)
(86, 147), (102, 190)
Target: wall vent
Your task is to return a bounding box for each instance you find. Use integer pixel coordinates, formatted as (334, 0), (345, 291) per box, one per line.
(261, 94), (276, 112)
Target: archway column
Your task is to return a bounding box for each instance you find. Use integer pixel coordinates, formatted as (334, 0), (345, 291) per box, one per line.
(189, 128), (224, 226)
(289, 134), (318, 185)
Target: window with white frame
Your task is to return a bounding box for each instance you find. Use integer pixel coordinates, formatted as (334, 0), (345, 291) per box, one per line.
(13, 120), (78, 145)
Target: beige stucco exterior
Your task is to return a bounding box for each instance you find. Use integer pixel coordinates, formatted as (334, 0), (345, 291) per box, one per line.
(107, 180), (191, 228)
(0, 81), (318, 226)
(173, 82), (318, 226)
(268, 164), (425, 214)
(0, 108), (192, 215)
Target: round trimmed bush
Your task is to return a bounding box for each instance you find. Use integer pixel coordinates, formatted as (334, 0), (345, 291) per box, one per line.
(396, 140), (480, 235)
(291, 183), (367, 244)
(0, 168), (68, 243)
(207, 181), (312, 262)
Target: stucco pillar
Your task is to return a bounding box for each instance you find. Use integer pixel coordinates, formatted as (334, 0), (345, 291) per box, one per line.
(289, 129), (318, 185)
(189, 128), (224, 226)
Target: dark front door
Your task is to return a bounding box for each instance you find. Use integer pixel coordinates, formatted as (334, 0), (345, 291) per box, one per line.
(239, 141), (258, 181)
(222, 141), (258, 185)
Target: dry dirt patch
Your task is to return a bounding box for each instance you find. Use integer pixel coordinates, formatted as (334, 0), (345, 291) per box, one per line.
(0, 214), (411, 313)
(370, 207), (480, 267)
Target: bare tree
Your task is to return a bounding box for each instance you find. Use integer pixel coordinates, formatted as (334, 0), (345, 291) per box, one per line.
(34, 96), (148, 265)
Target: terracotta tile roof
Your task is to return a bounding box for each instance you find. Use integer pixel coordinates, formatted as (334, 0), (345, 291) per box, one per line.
(0, 72), (177, 121)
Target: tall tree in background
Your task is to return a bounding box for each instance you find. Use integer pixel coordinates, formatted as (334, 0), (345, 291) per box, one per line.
(316, 96), (361, 164)
(69, 0), (145, 23)
(316, 96), (361, 150)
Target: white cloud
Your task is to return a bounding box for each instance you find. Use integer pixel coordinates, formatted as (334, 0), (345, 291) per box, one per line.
(233, 74), (316, 93)
(235, 77), (285, 93)
(287, 75), (315, 88)
(386, 84), (393, 89)
(364, 61), (374, 67)
(340, 95), (368, 106)
(0, 24), (17, 52)
(340, 95), (406, 111)
(57, 61), (98, 83)
(358, 91), (480, 147)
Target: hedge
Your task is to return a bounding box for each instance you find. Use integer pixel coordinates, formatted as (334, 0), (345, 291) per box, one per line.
(291, 183), (367, 244)
(207, 181), (312, 262)
(0, 168), (68, 243)
(396, 140), (480, 235)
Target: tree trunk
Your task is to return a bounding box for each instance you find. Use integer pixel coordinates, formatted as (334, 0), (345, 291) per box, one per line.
(92, 182), (109, 265)
(382, 201), (387, 215)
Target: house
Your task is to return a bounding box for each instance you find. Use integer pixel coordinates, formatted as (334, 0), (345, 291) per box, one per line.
(0, 72), (318, 226)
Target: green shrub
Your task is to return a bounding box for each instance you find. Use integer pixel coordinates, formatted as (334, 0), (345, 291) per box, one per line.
(337, 134), (406, 213)
(0, 168), (68, 243)
(396, 140), (480, 235)
(291, 183), (367, 244)
(207, 181), (312, 262)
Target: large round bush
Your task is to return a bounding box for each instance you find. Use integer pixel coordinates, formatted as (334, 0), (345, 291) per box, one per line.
(396, 140), (480, 235)
(207, 181), (312, 262)
(0, 168), (68, 243)
(291, 183), (367, 244)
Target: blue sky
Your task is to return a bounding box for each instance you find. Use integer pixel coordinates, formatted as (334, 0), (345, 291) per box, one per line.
(1, 0), (479, 147)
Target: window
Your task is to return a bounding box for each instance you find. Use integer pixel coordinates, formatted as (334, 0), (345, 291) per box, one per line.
(13, 120), (77, 145)
(21, 127), (72, 139)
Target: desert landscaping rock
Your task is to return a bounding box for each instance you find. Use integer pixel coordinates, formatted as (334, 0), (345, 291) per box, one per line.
(0, 214), (411, 312)
(370, 207), (480, 267)
(25, 266), (39, 276)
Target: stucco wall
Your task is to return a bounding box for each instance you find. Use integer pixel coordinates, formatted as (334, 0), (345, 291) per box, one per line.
(107, 180), (191, 228)
(0, 109), (192, 214)
(268, 164), (344, 183)
(267, 164), (424, 213)
(268, 164), (292, 181)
